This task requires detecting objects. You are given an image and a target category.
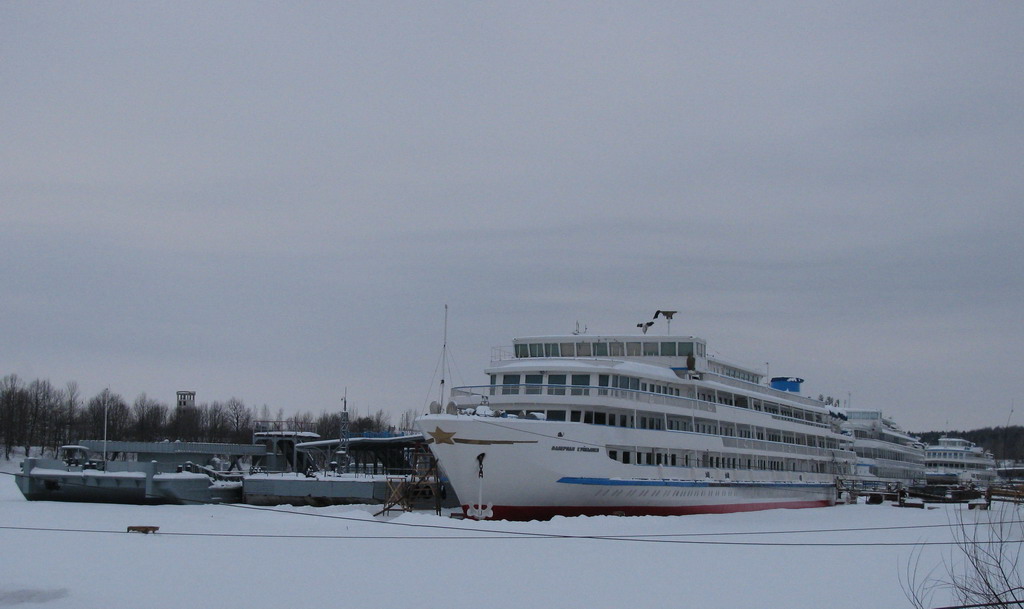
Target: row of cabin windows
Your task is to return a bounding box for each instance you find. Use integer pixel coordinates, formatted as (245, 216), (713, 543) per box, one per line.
(855, 446), (925, 464)
(514, 341), (706, 359)
(867, 465), (925, 479)
(604, 449), (837, 474)
(705, 361), (760, 384)
(928, 451), (975, 460)
(491, 374), (822, 424)
(927, 462), (974, 470)
(496, 406), (838, 450)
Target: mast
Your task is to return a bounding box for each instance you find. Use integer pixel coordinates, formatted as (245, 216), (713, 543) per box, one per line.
(439, 304), (448, 406)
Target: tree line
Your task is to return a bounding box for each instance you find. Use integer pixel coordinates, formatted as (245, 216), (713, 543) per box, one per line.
(1, 374), (400, 460)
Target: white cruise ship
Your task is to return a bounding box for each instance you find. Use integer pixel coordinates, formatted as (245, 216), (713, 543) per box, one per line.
(924, 436), (996, 486)
(417, 322), (856, 520)
(838, 409), (926, 488)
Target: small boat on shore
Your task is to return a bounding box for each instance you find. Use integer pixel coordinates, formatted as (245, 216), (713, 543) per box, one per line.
(15, 445), (242, 505)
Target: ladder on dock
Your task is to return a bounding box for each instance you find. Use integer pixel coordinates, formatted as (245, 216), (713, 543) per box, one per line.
(375, 444), (443, 516)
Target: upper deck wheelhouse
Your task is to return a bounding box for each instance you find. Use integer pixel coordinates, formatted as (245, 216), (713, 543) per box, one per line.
(448, 333), (844, 445)
(479, 334), (832, 416)
(506, 334), (760, 384)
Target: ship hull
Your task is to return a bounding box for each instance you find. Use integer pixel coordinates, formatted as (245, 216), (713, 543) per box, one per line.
(419, 414), (836, 520)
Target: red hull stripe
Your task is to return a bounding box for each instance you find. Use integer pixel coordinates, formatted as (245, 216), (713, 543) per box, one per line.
(463, 499), (834, 521)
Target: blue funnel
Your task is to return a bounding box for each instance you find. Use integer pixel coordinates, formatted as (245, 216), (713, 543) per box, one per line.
(770, 377), (804, 392)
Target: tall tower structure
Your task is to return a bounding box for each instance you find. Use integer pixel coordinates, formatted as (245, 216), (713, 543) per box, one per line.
(177, 391), (196, 408)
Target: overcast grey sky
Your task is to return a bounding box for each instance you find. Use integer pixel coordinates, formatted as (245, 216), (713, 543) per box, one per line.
(2, 2), (1021, 432)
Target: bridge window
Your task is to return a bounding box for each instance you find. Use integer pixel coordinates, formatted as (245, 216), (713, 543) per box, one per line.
(571, 374), (590, 395)
(576, 342), (592, 356)
(660, 342), (677, 356)
(548, 374), (566, 395)
(502, 374), (520, 395)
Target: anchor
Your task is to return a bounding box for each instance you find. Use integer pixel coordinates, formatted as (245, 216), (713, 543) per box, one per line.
(465, 452), (493, 519)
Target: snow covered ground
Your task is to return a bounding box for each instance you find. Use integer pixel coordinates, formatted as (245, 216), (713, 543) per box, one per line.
(0, 458), (1011, 609)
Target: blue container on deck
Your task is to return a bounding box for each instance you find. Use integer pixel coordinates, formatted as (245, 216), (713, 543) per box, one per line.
(770, 377), (804, 392)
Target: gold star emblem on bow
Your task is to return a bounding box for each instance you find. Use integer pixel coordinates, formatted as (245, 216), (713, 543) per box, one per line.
(428, 426), (456, 444)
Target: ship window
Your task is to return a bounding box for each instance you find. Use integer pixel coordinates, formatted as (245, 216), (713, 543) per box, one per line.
(525, 374), (543, 395)
(576, 342), (592, 357)
(593, 342), (608, 356)
(547, 410), (566, 421)
(560, 343), (575, 357)
(609, 450), (618, 461)
(544, 343), (560, 357)
(571, 410), (582, 422)
(643, 342), (658, 356)
(584, 411), (594, 424)
(660, 342), (677, 356)
(548, 374), (566, 395)
(630, 377), (640, 391)
(571, 374), (590, 396)
(626, 342), (641, 356)
(529, 343), (542, 357)
(594, 412), (606, 425)
(502, 374), (520, 395)
(515, 344), (528, 358)
(623, 452), (631, 464)
(678, 342), (693, 357)
(598, 374), (609, 396)
(609, 342), (624, 356)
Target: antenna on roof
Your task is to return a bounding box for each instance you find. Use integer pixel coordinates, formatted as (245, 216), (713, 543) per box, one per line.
(654, 310), (677, 334)
(440, 304), (449, 406)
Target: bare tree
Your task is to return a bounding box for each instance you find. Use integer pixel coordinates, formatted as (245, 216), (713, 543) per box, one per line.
(398, 408), (421, 433)
(314, 411), (343, 439)
(1, 374), (29, 459)
(131, 393), (168, 442)
(62, 381), (81, 445)
(84, 388), (129, 442)
(903, 502), (1024, 609)
(226, 398), (253, 443)
(205, 400), (229, 442)
(168, 399), (202, 441)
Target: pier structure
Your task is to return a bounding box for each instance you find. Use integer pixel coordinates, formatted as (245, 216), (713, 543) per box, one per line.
(78, 439), (266, 472)
(251, 420), (320, 473)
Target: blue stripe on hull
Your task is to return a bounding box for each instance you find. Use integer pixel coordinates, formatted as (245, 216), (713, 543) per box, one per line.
(557, 477), (833, 489)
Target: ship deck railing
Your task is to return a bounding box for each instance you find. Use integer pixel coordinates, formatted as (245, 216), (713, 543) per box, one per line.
(451, 384), (831, 430)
